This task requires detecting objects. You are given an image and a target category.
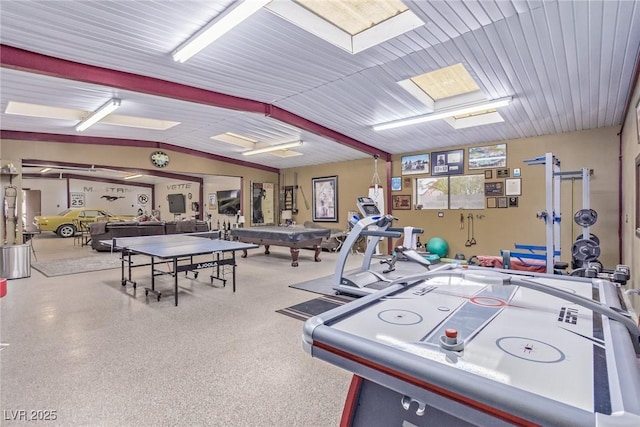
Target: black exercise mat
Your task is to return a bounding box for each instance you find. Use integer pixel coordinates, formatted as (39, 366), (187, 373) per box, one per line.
(276, 295), (354, 321)
(289, 260), (431, 296)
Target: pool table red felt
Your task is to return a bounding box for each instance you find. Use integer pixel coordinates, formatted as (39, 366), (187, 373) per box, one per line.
(230, 226), (331, 267)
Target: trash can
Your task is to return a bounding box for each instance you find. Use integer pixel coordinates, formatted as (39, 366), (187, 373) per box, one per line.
(0, 244), (31, 279)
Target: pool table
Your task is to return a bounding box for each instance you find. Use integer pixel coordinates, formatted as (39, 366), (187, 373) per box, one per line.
(230, 226), (331, 267)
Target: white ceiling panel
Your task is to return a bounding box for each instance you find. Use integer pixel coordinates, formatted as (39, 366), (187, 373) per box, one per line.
(0, 0), (638, 173)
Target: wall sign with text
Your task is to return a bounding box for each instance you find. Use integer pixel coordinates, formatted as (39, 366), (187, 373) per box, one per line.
(70, 192), (85, 207)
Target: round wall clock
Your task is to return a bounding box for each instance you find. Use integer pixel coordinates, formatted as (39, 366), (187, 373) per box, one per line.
(150, 151), (170, 168)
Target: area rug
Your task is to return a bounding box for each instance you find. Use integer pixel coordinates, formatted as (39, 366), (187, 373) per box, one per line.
(32, 254), (121, 277)
(276, 295), (355, 321)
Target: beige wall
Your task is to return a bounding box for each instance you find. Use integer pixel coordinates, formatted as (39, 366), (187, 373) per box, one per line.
(620, 74), (640, 314)
(284, 127), (620, 270)
(281, 158), (388, 228)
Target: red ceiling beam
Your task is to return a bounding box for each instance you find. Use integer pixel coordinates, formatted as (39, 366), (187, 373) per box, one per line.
(0, 45), (264, 113)
(266, 106), (390, 161)
(0, 45), (390, 160)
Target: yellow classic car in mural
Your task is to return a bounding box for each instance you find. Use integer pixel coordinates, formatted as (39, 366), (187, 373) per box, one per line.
(33, 208), (136, 238)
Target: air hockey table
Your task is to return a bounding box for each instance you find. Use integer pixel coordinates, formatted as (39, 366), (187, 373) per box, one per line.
(303, 265), (640, 426)
(230, 226), (330, 267)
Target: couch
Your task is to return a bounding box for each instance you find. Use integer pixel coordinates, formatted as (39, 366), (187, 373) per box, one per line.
(89, 219), (209, 251)
(302, 221), (348, 252)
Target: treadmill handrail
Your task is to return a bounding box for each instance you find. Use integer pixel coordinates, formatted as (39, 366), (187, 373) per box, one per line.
(360, 230), (402, 238)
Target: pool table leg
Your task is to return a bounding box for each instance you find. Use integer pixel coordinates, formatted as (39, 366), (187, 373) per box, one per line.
(241, 249), (247, 258)
(313, 245), (322, 262)
(264, 245), (270, 254)
(290, 248), (299, 267)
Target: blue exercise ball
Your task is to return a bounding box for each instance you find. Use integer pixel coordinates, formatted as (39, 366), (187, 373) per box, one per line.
(427, 237), (449, 258)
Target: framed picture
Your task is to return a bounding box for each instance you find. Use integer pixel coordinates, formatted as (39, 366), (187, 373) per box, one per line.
(497, 197), (508, 208)
(484, 182), (504, 196)
(487, 197), (497, 208)
(401, 153), (430, 175)
(392, 195), (412, 210)
(484, 170), (493, 179)
(391, 176), (402, 191)
(312, 176), (338, 222)
(468, 144), (507, 169)
(283, 185), (296, 212)
(431, 149), (464, 175)
(505, 178), (521, 196)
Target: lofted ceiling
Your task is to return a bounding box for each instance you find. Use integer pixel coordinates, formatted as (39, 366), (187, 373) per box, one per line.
(1, 0), (640, 175)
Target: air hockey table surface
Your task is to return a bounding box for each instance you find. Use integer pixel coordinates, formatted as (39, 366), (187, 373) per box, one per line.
(303, 266), (640, 426)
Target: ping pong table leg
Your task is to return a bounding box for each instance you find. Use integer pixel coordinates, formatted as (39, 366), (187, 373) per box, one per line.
(120, 250), (137, 288)
(120, 251), (125, 286)
(232, 252), (236, 293)
(174, 257), (179, 306)
(128, 251), (135, 288)
(151, 257), (155, 291)
(216, 252), (220, 281)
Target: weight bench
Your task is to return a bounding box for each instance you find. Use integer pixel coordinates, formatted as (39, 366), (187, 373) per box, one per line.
(500, 244), (568, 273)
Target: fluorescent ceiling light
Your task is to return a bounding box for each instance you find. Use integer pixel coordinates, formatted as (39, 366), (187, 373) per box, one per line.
(6, 101), (179, 130)
(75, 98), (121, 132)
(373, 97), (512, 131)
(123, 174), (143, 180)
(40, 167), (52, 173)
(242, 141), (303, 156)
(172, 0), (271, 63)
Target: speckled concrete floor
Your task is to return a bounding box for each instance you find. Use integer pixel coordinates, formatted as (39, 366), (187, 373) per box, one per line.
(1, 233), (365, 426)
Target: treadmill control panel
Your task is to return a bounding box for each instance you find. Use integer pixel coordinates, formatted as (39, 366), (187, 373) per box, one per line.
(356, 197), (381, 217)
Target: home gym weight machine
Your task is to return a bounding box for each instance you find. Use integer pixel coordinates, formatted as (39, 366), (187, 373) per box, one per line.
(515, 152), (599, 273)
(333, 197), (432, 297)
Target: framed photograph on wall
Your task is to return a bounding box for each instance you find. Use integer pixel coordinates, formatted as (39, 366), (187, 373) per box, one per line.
(431, 149), (464, 175)
(484, 182), (503, 196)
(392, 195), (412, 210)
(401, 153), (430, 175)
(312, 176), (338, 222)
(391, 177), (402, 191)
(505, 178), (521, 196)
(468, 144), (507, 169)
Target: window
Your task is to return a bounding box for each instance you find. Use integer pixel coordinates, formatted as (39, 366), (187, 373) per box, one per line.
(415, 177), (448, 210)
(450, 175), (485, 209)
(415, 174), (485, 210)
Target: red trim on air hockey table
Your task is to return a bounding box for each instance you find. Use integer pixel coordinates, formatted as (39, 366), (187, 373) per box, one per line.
(315, 341), (540, 427)
(340, 375), (363, 427)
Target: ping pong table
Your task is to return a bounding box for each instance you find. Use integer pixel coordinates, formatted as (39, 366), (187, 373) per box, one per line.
(104, 232), (258, 306)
